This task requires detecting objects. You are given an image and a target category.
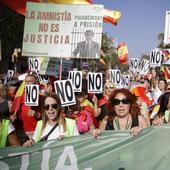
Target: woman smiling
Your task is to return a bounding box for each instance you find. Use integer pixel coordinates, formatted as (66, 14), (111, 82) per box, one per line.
(23, 92), (79, 147)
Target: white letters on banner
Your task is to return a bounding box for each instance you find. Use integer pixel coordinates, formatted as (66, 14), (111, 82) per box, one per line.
(54, 80), (75, 107)
(121, 75), (130, 87)
(109, 69), (121, 86)
(28, 57), (42, 72)
(150, 50), (163, 67)
(88, 72), (102, 93)
(68, 71), (82, 92)
(137, 59), (150, 75)
(25, 84), (39, 106)
(56, 146), (79, 170)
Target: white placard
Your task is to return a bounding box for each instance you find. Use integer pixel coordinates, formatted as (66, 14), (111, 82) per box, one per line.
(28, 57), (42, 72)
(164, 11), (170, 44)
(150, 50), (163, 67)
(87, 72), (102, 93)
(109, 69), (121, 86)
(137, 59), (150, 75)
(129, 58), (139, 71)
(4, 70), (14, 85)
(54, 80), (75, 107)
(22, 2), (103, 58)
(25, 84), (39, 106)
(68, 71), (82, 92)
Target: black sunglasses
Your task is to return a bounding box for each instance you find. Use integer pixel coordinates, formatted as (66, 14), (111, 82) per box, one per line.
(44, 104), (59, 110)
(106, 85), (114, 89)
(112, 98), (130, 105)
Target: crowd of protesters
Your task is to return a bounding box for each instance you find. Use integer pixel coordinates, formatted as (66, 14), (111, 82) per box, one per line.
(1, 66), (170, 148)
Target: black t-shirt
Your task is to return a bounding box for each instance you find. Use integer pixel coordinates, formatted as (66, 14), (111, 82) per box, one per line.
(0, 99), (9, 118)
(105, 115), (139, 130)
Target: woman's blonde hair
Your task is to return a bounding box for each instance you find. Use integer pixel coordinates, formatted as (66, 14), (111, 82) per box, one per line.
(42, 92), (66, 131)
(0, 84), (7, 99)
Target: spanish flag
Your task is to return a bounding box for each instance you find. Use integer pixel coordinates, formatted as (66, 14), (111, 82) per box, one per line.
(103, 9), (121, 25)
(1, 0), (121, 26)
(117, 43), (128, 64)
(10, 80), (26, 115)
(0, 0), (91, 15)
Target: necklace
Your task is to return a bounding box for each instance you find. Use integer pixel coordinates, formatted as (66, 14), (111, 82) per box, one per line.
(114, 115), (131, 130)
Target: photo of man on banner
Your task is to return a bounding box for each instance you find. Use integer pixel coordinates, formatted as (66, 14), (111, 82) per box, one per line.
(73, 30), (100, 59)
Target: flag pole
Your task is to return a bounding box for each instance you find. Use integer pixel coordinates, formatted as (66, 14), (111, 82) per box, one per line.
(59, 58), (63, 80)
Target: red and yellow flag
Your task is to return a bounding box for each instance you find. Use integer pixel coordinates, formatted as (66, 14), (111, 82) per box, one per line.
(10, 80), (26, 115)
(103, 9), (121, 25)
(1, 0), (121, 26)
(117, 43), (128, 64)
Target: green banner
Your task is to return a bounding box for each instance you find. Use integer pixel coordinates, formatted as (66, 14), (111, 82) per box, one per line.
(0, 126), (170, 170)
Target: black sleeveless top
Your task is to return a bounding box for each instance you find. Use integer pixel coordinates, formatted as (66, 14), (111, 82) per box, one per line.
(105, 116), (139, 130)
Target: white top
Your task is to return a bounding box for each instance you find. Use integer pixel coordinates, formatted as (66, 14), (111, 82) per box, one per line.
(32, 123), (79, 141)
(8, 122), (15, 135)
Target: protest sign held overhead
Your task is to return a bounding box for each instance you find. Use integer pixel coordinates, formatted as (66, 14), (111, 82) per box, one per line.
(25, 84), (39, 106)
(22, 2), (103, 59)
(150, 49), (163, 67)
(109, 69), (121, 86)
(28, 57), (42, 72)
(121, 74), (130, 88)
(68, 71), (82, 92)
(137, 59), (150, 75)
(87, 72), (103, 93)
(129, 58), (139, 71)
(54, 80), (76, 107)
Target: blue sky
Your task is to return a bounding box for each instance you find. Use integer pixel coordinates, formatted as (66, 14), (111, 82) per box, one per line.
(93, 0), (169, 58)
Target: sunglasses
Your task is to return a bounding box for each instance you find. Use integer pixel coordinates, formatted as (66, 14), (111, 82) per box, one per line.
(112, 98), (130, 105)
(44, 104), (59, 110)
(106, 85), (114, 89)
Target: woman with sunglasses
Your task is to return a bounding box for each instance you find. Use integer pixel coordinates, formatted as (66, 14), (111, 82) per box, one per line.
(96, 88), (148, 136)
(23, 92), (79, 147)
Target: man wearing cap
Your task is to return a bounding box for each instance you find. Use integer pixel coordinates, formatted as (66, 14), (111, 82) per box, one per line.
(73, 30), (100, 58)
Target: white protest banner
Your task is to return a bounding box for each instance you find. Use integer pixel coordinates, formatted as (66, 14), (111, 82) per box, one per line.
(22, 2), (103, 59)
(68, 71), (82, 92)
(121, 75), (130, 88)
(54, 80), (75, 106)
(137, 59), (150, 75)
(25, 84), (39, 106)
(129, 58), (139, 71)
(109, 69), (121, 86)
(164, 11), (170, 44)
(28, 57), (42, 72)
(150, 50), (163, 67)
(87, 72), (102, 93)
(4, 70), (14, 85)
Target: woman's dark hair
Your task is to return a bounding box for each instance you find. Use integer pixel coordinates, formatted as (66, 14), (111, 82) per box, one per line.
(158, 92), (170, 117)
(108, 88), (140, 120)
